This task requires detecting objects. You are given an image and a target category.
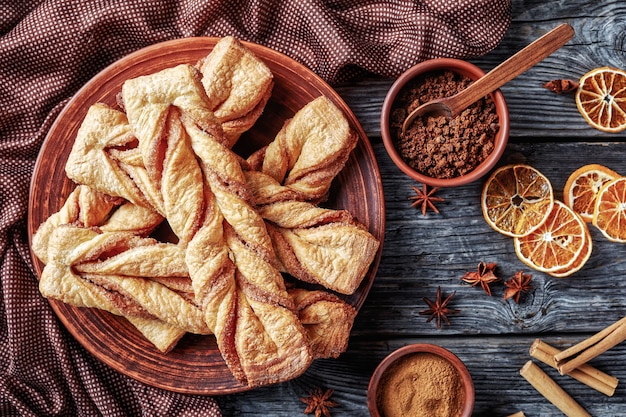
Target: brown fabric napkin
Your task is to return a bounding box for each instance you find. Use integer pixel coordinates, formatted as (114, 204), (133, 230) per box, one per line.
(0, 0), (510, 415)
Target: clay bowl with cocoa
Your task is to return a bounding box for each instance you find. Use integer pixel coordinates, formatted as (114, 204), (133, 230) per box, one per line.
(380, 58), (509, 187)
(367, 343), (474, 417)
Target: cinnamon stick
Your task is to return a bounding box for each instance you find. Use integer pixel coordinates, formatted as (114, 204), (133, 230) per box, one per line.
(530, 339), (618, 396)
(520, 360), (591, 417)
(554, 316), (626, 375)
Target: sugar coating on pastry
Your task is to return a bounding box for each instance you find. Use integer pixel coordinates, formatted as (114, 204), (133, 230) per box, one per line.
(260, 96), (358, 201)
(65, 104), (151, 208)
(289, 288), (357, 359)
(199, 37), (272, 119)
(197, 36), (274, 148)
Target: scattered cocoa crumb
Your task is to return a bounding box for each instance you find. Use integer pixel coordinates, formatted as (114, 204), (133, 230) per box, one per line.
(543, 79), (579, 94)
(390, 70), (499, 179)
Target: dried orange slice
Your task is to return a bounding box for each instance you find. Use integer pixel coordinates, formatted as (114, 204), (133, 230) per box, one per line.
(481, 164), (554, 237)
(593, 177), (626, 242)
(514, 200), (590, 274)
(575, 67), (626, 133)
(563, 163), (621, 222)
(549, 225), (592, 278)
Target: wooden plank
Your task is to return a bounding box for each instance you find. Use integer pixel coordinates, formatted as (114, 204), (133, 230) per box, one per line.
(356, 142), (626, 337)
(217, 336), (626, 416)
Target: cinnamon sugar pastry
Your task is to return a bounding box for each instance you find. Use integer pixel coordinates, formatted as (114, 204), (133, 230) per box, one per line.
(289, 288), (357, 359)
(31, 184), (178, 350)
(99, 201), (164, 235)
(32, 185), (162, 264)
(38, 225), (210, 352)
(250, 96), (358, 202)
(121, 64), (213, 247)
(32, 185), (119, 264)
(259, 199), (379, 295)
(245, 96), (378, 294)
(73, 240), (188, 279)
(122, 65), (312, 387)
(186, 122), (312, 387)
(65, 104), (158, 210)
(197, 36), (273, 148)
(43, 226), (208, 333)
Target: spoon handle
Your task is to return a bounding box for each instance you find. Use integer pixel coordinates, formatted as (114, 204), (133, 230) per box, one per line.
(448, 23), (574, 114)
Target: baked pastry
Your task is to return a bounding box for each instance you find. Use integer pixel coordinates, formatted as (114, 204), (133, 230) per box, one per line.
(32, 185), (120, 264)
(38, 225), (210, 352)
(186, 122), (312, 387)
(122, 64), (312, 387)
(65, 103), (158, 210)
(197, 36), (274, 147)
(98, 201), (164, 236)
(121, 64), (213, 247)
(32, 184), (163, 263)
(42, 226), (209, 333)
(250, 96), (358, 202)
(31, 184), (178, 350)
(289, 288), (357, 359)
(245, 96), (378, 294)
(258, 199), (379, 294)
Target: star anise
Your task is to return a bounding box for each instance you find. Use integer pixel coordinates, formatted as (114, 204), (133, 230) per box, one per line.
(301, 387), (338, 417)
(461, 261), (501, 296)
(408, 183), (444, 215)
(419, 286), (460, 328)
(504, 270), (533, 304)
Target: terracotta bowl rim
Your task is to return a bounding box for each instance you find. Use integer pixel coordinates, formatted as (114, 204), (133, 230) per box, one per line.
(367, 343), (475, 417)
(380, 57), (510, 187)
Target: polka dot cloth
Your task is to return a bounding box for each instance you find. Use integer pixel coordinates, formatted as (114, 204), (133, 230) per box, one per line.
(0, 0), (510, 415)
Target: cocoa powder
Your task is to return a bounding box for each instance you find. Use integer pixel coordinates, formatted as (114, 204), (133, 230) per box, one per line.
(390, 70), (499, 179)
(376, 352), (465, 417)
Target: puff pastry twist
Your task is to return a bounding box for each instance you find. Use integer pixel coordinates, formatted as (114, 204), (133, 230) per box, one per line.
(39, 225), (210, 352)
(250, 96), (358, 202)
(245, 97), (379, 295)
(197, 36), (274, 148)
(122, 63), (311, 387)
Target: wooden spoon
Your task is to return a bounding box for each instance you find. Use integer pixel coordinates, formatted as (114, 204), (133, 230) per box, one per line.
(401, 23), (575, 136)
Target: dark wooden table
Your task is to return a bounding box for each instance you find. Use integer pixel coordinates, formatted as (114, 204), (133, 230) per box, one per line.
(217, 1), (626, 415)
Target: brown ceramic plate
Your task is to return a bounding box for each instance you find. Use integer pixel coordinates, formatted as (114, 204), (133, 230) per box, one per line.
(27, 37), (384, 395)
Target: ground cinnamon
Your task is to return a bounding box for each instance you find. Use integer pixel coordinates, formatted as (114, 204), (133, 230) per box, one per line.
(377, 352), (464, 417)
(390, 70), (499, 179)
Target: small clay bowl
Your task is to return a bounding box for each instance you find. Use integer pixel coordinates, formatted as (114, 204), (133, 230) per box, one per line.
(380, 58), (509, 187)
(367, 343), (474, 417)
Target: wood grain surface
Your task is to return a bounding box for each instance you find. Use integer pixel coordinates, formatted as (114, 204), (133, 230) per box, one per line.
(217, 0), (626, 415)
